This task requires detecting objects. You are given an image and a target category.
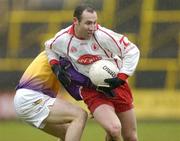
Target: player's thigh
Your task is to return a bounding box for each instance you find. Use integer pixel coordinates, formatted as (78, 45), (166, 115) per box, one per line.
(117, 108), (137, 136)
(45, 97), (86, 123)
(93, 104), (121, 131)
(42, 123), (69, 139)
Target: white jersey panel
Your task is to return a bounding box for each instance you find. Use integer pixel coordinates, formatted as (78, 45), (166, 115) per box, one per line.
(45, 24), (140, 77)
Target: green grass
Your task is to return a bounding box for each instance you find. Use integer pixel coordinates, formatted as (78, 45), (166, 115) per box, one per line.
(0, 120), (180, 141)
(137, 120), (180, 141)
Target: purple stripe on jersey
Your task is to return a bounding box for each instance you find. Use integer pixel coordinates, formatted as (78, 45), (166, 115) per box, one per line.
(16, 83), (56, 98)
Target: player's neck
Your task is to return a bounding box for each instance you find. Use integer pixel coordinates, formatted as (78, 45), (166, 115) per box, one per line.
(74, 26), (87, 40)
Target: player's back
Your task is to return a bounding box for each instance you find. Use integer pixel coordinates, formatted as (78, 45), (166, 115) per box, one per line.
(16, 51), (60, 98)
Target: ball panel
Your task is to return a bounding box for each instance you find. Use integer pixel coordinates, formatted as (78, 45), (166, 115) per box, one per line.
(89, 60), (119, 86)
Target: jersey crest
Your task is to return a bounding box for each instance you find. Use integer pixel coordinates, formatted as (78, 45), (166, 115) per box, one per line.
(70, 46), (78, 53)
(91, 43), (99, 51)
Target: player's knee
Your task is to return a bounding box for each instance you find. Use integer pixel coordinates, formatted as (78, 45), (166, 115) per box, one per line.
(123, 132), (138, 141)
(107, 123), (121, 138)
(80, 109), (88, 120)
(76, 108), (88, 121)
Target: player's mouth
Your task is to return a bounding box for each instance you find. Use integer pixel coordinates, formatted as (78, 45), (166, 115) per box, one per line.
(88, 31), (94, 35)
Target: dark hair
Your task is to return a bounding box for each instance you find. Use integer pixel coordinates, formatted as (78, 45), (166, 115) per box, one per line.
(73, 3), (95, 21)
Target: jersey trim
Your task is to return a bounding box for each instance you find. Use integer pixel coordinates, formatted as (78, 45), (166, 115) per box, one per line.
(99, 28), (122, 56)
(67, 36), (74, 56)
(93, 34), (120, 69)
(50, 31), (68, 49)
(50, 59), (59, 65)
(93, 34), (110, 58)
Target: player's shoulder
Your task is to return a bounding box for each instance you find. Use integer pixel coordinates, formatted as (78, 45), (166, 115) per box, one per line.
(27, 51), (55, 74)
(96, 25), (113, 33)
(48, 25), (73, 46)
(96, 25), (121, 36)
(28, 51), (48, 67)
(54, 25), (72, 39)
(95, 25), (123, 41)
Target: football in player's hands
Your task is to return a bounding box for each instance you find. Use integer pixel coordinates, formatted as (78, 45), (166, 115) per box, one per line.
(89, 60), (119, 86)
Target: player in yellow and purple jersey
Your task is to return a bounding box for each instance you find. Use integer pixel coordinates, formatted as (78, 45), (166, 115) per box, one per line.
(14, 51), (91, 141)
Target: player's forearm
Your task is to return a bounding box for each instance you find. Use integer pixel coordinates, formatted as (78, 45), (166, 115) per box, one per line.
(120, 44), (140, 77)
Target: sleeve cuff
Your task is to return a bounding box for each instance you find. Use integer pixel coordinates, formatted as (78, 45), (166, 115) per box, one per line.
(117, 73), (129, 81)
(50, 59), (59, 65)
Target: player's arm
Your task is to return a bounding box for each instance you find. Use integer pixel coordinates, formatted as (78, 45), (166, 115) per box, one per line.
(105, 40), (140, 89)
(118, 37), (140, 77)
(98, 28), (140, 89)
(44, 40), (71, 87)
(45, 42), (94, 89)
(50, 57), (82, 100)
(104, 43), (140, 89)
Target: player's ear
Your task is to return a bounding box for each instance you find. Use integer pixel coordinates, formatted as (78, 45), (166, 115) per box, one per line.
(73, 17), (78, 25)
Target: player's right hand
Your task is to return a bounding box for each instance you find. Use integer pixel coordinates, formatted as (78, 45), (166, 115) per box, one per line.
(51, 64), (71, 87)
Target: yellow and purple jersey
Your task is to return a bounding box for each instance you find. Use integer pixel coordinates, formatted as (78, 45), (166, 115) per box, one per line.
(16, 51), (60, 98)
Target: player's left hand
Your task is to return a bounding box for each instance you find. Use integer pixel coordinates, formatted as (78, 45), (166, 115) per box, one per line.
(104, 77), (125, 89)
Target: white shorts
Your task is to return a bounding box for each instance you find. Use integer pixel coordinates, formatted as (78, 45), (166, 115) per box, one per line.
(14, 88), (56, 128)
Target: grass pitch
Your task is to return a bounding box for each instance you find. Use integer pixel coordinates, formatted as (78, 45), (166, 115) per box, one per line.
(0, 119), (180, 141)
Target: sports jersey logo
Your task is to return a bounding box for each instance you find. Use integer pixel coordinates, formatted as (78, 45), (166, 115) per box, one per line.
(77, 54), (102, 65)
(70, 46), (77, 53)
(119, 36), (130, 47)
(91, 43), (99, 51)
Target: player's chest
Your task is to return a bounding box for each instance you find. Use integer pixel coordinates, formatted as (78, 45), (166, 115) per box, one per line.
(66, 38), (109, 65)
(67, 38), (102, 55)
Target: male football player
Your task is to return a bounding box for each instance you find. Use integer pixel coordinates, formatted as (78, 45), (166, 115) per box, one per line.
(14, 51), (89, 141)
(45, 4), (140, 141)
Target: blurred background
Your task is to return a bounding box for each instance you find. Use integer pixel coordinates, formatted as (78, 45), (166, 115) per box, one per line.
(0, 0), (180, 141)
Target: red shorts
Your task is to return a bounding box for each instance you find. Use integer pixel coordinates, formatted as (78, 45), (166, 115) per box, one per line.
(81, 82), (133, 113)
